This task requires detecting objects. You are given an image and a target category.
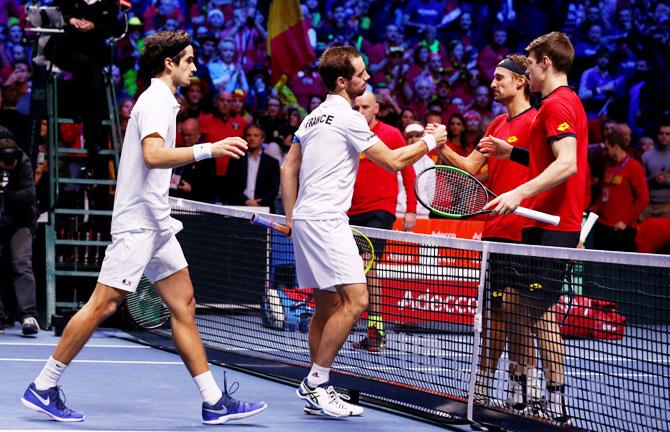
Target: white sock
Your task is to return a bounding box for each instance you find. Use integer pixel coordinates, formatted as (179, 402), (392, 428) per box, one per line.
(306, 363), (330, 388)
(194, 370), (223, 405)
(34, 356), (67, 391)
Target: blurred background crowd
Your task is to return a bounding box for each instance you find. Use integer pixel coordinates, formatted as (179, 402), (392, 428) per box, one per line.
(1, 0), (670, 254)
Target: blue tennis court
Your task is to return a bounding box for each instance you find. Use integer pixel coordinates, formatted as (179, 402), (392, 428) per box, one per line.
(0, 324), (446, 432)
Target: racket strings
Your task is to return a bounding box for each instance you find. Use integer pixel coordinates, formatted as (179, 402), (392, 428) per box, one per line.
(353, 231), (375, 273)
(126, 277), (170, 329)
(430, 169), (488, 214)
(354, 234), (373, 257)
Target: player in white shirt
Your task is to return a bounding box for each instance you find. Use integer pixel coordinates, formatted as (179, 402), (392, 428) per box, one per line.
(282, 46), (447, 417)
(22, 30), (267, 424)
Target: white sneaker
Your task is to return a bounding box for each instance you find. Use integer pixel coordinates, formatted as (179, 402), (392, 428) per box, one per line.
(543, 386), (570, 424)
(526, 367), (543, 413)
(296, 379), (363, 417)
(474, 370), (493, 404)
(507, 374), (526, 410)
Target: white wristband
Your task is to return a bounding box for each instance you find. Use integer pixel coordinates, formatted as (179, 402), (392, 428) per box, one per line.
(422, 134), (436, 152)
(192, 143), (212, 161)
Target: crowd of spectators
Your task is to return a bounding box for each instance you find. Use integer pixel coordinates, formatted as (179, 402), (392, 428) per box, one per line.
(1, 0), (670, 254)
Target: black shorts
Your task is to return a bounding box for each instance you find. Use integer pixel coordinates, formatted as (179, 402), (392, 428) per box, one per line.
(348, 210), (395, 260)
(485, 237), (521, 310)
(507, 228), (580, 313)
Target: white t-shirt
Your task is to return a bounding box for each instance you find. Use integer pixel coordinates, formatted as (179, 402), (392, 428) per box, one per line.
(292, 94), (378, 220)
(110, 79), (180, 234)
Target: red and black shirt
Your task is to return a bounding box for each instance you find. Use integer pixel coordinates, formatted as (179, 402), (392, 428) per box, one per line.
(527, 86), (588, 232)
(482, 108), (536, 241)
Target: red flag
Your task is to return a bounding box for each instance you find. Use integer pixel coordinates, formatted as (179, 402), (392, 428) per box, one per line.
(267, 0), (315, 84)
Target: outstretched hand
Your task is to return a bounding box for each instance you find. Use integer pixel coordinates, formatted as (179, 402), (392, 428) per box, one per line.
(212, 137), (248, 158)
(477, 135), (513, 159)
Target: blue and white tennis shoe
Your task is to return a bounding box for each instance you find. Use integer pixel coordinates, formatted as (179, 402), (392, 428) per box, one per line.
(201, 374), (267, 424)
(21, 383), (85, 422)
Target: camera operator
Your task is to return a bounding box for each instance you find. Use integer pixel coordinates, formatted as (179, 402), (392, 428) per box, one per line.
(0, 126), (39, 335)
(44, 0), (123, 161)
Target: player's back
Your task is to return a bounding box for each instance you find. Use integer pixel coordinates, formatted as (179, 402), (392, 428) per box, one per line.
(292, 94), (377, 221)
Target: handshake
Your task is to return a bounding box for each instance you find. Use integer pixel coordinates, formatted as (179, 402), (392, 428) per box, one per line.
(423, 123), (448, 150)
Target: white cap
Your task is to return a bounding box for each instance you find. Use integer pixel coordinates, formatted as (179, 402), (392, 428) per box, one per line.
(405, 123), (425, 134)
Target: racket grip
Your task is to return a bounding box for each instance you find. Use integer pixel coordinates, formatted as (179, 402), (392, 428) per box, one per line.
(251, 213), (291, 235)
(580, 212), (599, 243)
(514, 206), (561, 226)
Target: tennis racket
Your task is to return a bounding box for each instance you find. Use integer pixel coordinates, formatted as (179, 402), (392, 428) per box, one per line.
(251, 214), (376, 274)
(415, 165), (560, 226)
(125, 276), (170, 329)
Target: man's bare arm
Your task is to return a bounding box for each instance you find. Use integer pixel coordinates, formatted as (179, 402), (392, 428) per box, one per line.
(142, 133), (247, 169)
(439, 142), (487, 174)
(484, 136), (578, 214)
(281, 142), (302, 227)
(364, 124), (447, 173)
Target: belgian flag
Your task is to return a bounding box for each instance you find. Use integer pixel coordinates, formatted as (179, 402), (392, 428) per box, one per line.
(267, 0), (315, 84)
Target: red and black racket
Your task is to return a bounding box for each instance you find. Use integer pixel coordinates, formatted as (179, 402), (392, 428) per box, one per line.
(414, 165), (560, 226)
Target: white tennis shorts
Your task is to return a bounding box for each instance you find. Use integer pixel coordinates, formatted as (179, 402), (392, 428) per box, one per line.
(97, 226), (187, 292)
(292, 218), (366, 291)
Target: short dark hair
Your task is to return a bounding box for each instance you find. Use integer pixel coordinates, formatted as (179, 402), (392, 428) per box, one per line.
(525, 32), (574, 74)
(0, 125), (20, 165)
(0, 125), (17, 150)
(142, 30), (192, 78)
(318, 46), (360, 91)
(606, 130), (627, 150)
(245, 123), (265, 137)
(426, 110), (443, 120)
(449, 113), (466, 124)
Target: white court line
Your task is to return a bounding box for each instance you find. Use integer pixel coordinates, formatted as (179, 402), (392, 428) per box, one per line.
(0, 358), (182, 365)
(0, 342), (150, 348)
(0, 430), (178, 432)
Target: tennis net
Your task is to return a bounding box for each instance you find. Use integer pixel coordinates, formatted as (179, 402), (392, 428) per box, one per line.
(134, 198), (669, 432)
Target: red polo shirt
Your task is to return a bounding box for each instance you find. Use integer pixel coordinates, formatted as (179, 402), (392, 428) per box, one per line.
(198, 113), (247, 176)
(483, 107), (537, 241)
(349, 120), (417, 216)
(527, 86), (588, 232)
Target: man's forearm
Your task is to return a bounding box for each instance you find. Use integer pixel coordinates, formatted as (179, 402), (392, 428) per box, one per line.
(439, 146), (484, 174)
(383, 139), (432, 173)
(281, 172), (298, 224)
(144, 146), (211, 169)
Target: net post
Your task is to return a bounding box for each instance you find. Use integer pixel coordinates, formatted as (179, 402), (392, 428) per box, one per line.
(467, 242), (489, 421)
